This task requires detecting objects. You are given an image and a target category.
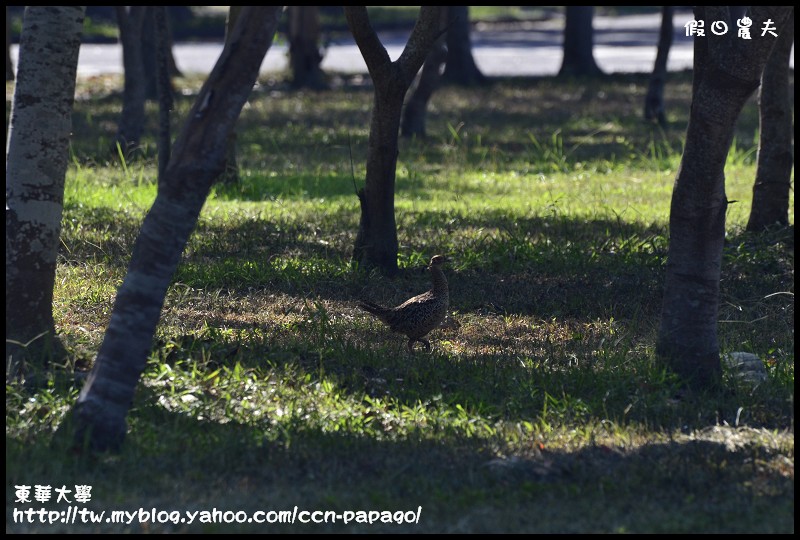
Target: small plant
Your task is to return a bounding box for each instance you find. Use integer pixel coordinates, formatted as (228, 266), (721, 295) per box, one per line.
(527, 130), (571, 173)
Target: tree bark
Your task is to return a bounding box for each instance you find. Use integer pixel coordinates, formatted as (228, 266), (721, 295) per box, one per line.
(345, 6), (441, 276)
(141, 7), (159, 100)
(154, 5), (173, 184)
(115, 6), (147, 155)
(5, 7), (13, 81)
(558, 6), (604, 77)
(644, 6), (674, 125)
(165, 8), (182, 77)
(138, 9), (181, 98)
(70, 6), (284, 453)
(288, 6), (327, 90)
(6, 6), (85, 377)
(401, 7), (448, 138)
(441, 6), (486, 87)
(656, 6), (792, 389)
(747, 13), (794, 232)
(218, 6), (243, 186)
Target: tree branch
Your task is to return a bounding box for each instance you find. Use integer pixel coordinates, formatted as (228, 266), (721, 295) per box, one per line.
(397, 6), (443, 85)
(344, 6), (391, 82)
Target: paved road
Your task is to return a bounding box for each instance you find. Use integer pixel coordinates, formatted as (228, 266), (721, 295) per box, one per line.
(9, 12), (793, 78)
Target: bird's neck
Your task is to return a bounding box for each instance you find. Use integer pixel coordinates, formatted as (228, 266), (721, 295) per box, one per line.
(430, 266), (448, 296)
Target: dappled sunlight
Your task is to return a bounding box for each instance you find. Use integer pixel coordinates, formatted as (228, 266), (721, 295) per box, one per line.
(9, 54), (792, 532)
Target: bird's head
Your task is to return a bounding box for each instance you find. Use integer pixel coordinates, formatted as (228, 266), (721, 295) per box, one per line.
(428, 255), (447, 268)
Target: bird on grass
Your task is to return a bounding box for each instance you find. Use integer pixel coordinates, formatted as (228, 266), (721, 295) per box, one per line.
(358, 255), (449, 354)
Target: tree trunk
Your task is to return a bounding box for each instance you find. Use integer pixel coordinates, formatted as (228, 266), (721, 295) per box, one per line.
(644, 6), (674, 125)
(70, 6), (284, 453)
(154, 5), (173, 184)
(402, 7), (448, 138)
(140, 9), (181, 96)
(558, 6), (603, 77)
(441, 6), (486, 87)
(747, 14), (794, 232)
(5, 7), (13, 81)
(141, 7), (159, 101)
(6, 6), (85, 377)
(115, 6), (147, 155)
(218, 6), (243, 186)
(289, 6), (327, 90)
(345, 6), (442, 276)
(165, 8), (182, 77)
(656, 6), (792, 389)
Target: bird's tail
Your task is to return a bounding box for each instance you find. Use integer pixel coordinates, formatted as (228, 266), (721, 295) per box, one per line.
(357, 301), (391, 320)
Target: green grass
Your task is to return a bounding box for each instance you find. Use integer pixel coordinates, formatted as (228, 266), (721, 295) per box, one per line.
(6, 70), (794, 532)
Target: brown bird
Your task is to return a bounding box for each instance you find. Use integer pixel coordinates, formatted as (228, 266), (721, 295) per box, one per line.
(358, 255), (449, 353)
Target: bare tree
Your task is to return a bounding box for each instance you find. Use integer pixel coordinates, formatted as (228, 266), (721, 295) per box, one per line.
(70, 6), (284, 452)
(140, 8), (180, 99)
(6, 6), (85, 377)
(747, 13), (794, 232)
(115, 6), (147, 154)
(164, 7), (186, 77)
(441, 6), (486, 86)
(345, 6), (442, 276)
(218, 6), (243, 186)
(401, 7), (448, 138)
(154, 5), (173, 184)
(656, 6), (792, 388)
(115, 6), (181, 158)
(644, 6), (674, 125)
(5, 7), (13, 81)
(558, 6), (603, 77)
(288, 6), (327, 90)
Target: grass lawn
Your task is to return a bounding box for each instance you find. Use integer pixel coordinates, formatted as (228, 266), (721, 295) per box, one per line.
(6, 66), (794, 532)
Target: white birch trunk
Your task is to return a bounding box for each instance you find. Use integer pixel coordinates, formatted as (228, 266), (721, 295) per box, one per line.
(6, 6), (86, 376)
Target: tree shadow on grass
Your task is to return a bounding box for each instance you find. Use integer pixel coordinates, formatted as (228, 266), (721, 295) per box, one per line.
(141, 314), (793, 436)
(59, 201), (791, 368)
(11, 398), (793, 533)
(169, 207), (670, 322)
